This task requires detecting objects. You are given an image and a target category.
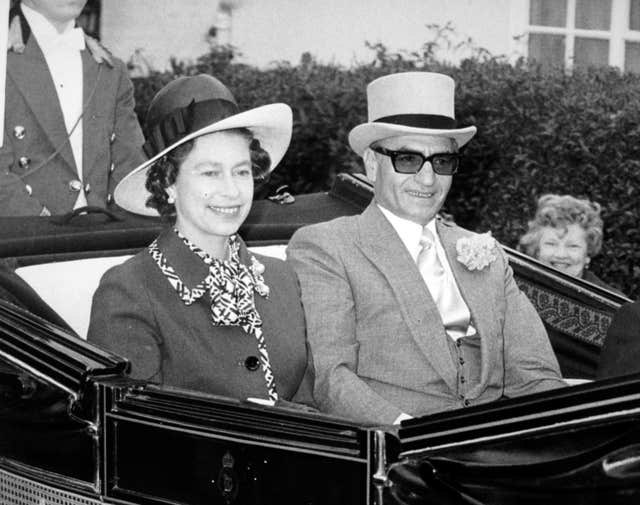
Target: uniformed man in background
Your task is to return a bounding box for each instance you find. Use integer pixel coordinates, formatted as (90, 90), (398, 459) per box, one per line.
(0, 0), (146, 216)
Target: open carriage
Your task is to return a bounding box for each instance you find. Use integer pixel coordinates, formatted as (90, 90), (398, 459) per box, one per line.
(0, 173), (638, 505)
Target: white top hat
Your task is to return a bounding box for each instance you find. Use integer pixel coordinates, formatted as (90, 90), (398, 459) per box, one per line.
(348, 72), (476, 156)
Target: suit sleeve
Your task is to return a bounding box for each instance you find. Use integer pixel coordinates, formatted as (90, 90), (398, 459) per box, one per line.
(597, 301), (640, 379)
(109, 60), (146, 186)
(287, 226), (405, 425)
(499, 247), (566, 396)
(87, 263), (163, 381)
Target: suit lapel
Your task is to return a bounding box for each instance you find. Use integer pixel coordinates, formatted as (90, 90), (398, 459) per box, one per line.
(81, 50), (102, 178)
(7, 32), (77, 172)
(356, 204), (458, 391)
(437, 222), (501, 390)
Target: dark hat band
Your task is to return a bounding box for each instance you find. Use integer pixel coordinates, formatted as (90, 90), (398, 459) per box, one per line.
(374, 114), (457, 129)
(143, 98), (240, 158)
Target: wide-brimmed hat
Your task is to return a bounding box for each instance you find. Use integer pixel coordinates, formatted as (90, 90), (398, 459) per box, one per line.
(348, 72), (476, 156)
(115, 74), (292, 216)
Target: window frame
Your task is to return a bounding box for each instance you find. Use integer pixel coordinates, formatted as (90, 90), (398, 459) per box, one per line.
(509, 0), (640, 70)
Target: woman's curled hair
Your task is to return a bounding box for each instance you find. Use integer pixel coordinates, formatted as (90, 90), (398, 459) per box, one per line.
(518, 194), (603, 258)
(145, 128), (271, 217)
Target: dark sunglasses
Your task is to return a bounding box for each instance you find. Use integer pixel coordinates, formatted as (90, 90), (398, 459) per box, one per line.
(371, 146), (460, 175)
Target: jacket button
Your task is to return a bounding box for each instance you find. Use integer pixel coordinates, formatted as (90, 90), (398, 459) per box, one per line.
(68, 179), (82, 192)
(84, 183), (91, 194)
(25, 184), (32, 196)
(244, 356), (260, 371)
(106, 193), (113, 204)
(460, 376), (466, 383)
(109, 162), (115, 173)
(18, 156), (30, 169)
(110, 132), (116, 143)
(459, 357), (465, 365)
(464, 399), (471, 407)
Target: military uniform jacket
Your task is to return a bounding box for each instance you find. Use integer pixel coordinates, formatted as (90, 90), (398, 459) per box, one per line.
(287, 203), (564, 425)
(0, 8), (146, 216)
(87, 229), (315, 405)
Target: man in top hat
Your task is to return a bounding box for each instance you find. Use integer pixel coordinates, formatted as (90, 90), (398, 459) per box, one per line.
(0, 0), (145, 216)
(287, 72), (565, 425)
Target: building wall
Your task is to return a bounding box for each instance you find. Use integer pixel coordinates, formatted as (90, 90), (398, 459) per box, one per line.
(232, 0), (515, 66)
(100, 0), (218, 71)
(100, 0), (518, 70)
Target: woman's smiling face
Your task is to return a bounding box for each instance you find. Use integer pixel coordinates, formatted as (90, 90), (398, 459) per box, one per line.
(537, 223), (590, 278)
(168, 131), (254, 255)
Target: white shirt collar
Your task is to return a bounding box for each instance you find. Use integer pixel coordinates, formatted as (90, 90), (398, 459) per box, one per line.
(22, 2), (77, 47)
(377, 204), (439, 262)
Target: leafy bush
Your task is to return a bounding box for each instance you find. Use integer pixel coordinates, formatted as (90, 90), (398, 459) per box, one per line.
(131, 38), (640, 297)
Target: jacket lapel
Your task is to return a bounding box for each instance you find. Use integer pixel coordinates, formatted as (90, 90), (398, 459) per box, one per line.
(154, 228), (210, 288)
(81, 49), (102, 178)
(437, 222), (501, 391)
(6, 25), (77, 172)
(355, 203), (458, 391)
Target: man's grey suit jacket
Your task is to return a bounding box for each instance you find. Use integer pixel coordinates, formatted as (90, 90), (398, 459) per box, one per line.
(287, 203), (564, 425)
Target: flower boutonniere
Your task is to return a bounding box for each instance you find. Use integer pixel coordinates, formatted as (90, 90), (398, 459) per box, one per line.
(455, 232), (498, 271)
(250, 255), (270, 298)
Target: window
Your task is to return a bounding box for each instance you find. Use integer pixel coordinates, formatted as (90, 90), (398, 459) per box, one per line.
(518, 0), (640, 72)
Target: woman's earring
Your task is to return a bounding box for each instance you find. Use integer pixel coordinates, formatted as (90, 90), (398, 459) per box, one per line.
(167, 194), (175, 204)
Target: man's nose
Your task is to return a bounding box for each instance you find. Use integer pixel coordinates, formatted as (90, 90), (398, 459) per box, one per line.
(414, 162), (436, 186)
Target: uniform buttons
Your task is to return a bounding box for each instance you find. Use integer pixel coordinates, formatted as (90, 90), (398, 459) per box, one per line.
(84, 183), (91, 194)
(110, 132), (116, 143)
(109, 162), (115, 173)
(459, 357), (465, 365)
(13, 126), (25, 139)
(68, 179), (82, 192)
(18, 156), (30, 169)
(25, 184), (32, 196)
(460, 376), (466, 384)
(107, 193), (113, 204)
(245, 356), (260, 371)
(464, 399), (470, 407)
(456, 340), (462, 348)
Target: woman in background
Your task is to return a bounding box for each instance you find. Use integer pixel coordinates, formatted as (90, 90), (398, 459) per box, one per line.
(87, 74), (314, 407)
(519, 194), (618, 292)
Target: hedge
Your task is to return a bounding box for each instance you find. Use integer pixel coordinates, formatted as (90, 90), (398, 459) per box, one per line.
(131, 44), (640, 298)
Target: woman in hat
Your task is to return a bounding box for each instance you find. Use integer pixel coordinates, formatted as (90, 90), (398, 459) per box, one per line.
(87, 74), (314, 406)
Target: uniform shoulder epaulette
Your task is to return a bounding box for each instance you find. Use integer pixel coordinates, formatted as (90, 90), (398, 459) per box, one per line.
(8, 13), (25, 54)
(84, 34), (114, 68)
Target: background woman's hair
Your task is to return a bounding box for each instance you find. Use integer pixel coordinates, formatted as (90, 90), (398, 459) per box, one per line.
(144, 128), (271, 217)
(518, 194), (603, 258)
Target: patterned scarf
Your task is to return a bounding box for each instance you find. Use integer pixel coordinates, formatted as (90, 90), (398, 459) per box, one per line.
(147, 229), (278, 401)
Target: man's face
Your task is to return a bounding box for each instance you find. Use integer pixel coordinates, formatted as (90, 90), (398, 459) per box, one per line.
(22, 0), (87, 26)
(365, 134), (455, 225)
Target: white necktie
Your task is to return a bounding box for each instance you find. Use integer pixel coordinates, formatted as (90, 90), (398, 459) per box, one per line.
(418, 228), (445, 303)
(418, 227), (475, 340)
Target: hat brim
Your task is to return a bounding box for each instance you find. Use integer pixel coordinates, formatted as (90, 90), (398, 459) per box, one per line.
(115, 103), (293, 216)
(348, 122), (477, 156)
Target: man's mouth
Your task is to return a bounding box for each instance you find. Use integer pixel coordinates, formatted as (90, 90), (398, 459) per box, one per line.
(406, 190), (437, 198)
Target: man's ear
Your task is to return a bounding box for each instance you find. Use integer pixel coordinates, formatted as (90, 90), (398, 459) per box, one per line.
(363, 148), (378, 182)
